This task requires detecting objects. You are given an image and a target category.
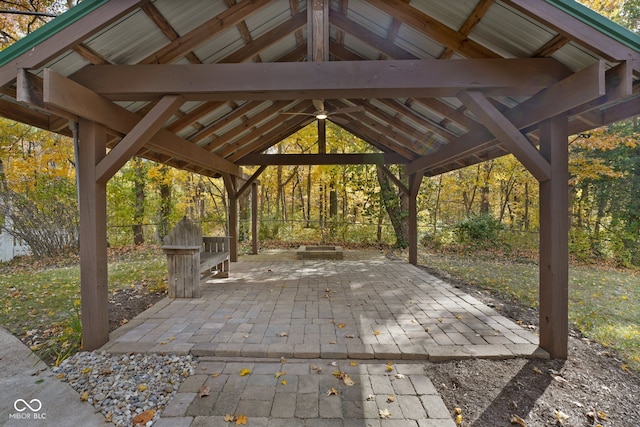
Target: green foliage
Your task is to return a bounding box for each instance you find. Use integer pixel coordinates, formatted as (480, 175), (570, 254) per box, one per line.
(454, 214), (503, 248)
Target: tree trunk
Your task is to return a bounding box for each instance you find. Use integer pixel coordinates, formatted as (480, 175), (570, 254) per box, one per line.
(132, 158), (145, 245)
(376, 165), (408, 248)
(157, 165), (172, 241)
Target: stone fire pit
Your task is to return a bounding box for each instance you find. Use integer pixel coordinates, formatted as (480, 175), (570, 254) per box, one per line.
(296, 245), (344, 260)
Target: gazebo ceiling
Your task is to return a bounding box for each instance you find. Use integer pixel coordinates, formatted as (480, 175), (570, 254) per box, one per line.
(0, 0), (639, 179)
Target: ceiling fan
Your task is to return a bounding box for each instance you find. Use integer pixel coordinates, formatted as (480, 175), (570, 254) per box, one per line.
(282, 99), (364, 125)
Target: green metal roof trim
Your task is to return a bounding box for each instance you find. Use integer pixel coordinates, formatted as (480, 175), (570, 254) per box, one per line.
(0, 0), (109, 67)
(546, 0), (640, 52)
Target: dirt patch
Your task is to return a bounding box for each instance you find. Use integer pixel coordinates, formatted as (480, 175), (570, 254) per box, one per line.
(421, 264), (640, 427)
(108, 286), (166, 332)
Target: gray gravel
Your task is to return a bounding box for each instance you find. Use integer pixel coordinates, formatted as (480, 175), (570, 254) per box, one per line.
(53, 351), (196, 426)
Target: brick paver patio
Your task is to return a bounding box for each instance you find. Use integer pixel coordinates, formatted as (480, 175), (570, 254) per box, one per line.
(102, 250), (547, 425)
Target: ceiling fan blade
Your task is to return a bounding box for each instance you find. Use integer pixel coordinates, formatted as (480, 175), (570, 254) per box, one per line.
(312, 99), (325, 112)
(329, 115), (349, 125)
(329, 105), (365, 115)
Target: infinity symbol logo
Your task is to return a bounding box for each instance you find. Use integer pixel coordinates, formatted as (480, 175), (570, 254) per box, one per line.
(14, 399), (42, 412)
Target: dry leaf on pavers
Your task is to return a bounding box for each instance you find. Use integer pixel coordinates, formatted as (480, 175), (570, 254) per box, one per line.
(119, 318), (128, 326)
(235, 414), (248, 425)
(455, 413), (463, 425)
(366, 395), (375, 401)
(587, 410), (608, 422)
(373, 330), (381, 336)
(279, 332), (288, 337)
(327, 387), (339, 396)
(455, 315), (463, 320)
(554, 409), (569, 424)
(239, 368), (252, 376)
(387, 394), (396, 403)
(211, 372), (221, 377)
(280, 357), (287, 364)
(342, 373), (355, 386)
(350, 361), (358, 367)
(329, 340), (337, 344)
(337, 323), (346, 328)
(275, 371), (286, 378)
(395, 373), (406, 379)
(533, 366), (542, 374)
(199, 385), (211, 398)
(329, 361), (338, 367)
(386, 365), (394, 372)
(510, 414), (527, 426)
(79, 391), (89, 401)
(281, 379), (287, 385)
(137, 383), (148, 392)
(379, 408), (392, 419)
(438, 318), (444, 323)
(224, 414), (235, 422)
(345, 334), (355, 338)
(132, 409), (155, 426)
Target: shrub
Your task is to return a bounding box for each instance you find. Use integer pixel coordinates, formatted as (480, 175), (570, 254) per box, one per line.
(454, 214), (503, 248)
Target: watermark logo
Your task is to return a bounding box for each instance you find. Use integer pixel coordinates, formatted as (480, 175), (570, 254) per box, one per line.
(9, 399), (46, 420)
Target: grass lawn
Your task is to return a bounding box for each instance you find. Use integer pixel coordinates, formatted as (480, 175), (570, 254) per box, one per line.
(0, 245), (167, 364)
(419, 250), (640, 371)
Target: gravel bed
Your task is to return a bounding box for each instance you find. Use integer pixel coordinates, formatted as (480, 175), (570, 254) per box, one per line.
(53, 351), (197, 426)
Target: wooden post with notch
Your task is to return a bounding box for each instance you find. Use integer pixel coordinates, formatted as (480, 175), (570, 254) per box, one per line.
(538, 115), (569, 359)
(77, 118), (109, 350)
(408, 171), (424, 265)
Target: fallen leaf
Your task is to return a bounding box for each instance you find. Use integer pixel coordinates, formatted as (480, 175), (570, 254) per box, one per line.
(454, 407), (462, 415)
(224, 414), (235, 422)
(235, 414), (247, 425)
(79, 391), (89, 401)
(337, 323), (346, 328)
(81, 367), (91, 375)
(199, 385), (210, 398)
(342, 373), (355, 386)
(554, 409), (569, 424)
(56, 373), (65, 379)
(510, 414), (526, 426)
(455, 315), (463, 320)
(395, 373), (406, 379)
(596, 411), (608, 420)
(279, 332), (288, 337)
(533, 366), (542, 374)
(137, 383), (148, 392)
(275, 371), (286, 378)
(386, 365), (394, 372)
(621, 364), (629, 371)
(345, 334), (355, 338)
(239, 368), (252, 376)
(438, 318), (444, 323)
(311, 365), (321, 371)
(119, 318), (129, 326)
(366, 394), (375, 401)
(281, 379), (287, 385)
(211, 372), (221, 378)
(424, 327), (430, 332)
(349, 361), (358, 367)
(387, 394), (396, 403)
(329, 340), (337, 344)
(379, 408), (392, 419)
(132, 409), (155, 425)
(327, 387), (339, 396)
(455, 414), (463, 425)
(332, 371), (343, 378)
(373, 330), (381, 336)
(329, 361), (338, 367)
(411, 319), (417, 323)
(280, 357), (287, 364)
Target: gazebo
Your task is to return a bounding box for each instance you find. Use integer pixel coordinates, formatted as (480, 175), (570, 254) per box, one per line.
(0, 0), (638, 358)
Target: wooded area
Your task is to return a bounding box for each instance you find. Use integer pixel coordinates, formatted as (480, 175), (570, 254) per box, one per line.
(1, 116), (638, 266)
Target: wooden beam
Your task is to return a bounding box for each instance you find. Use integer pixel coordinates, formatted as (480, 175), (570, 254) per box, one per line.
(69, 59), (572, 101)
(16, 70), (78, 121)
(0, 0), (144, 88)
(505, 0), (640, 67)
(140, 0), (271, 64)
(236, 165), (266, 198)
(407, 61), (608, 175)
(538, 115), (569, 359)
(40, 69), (241, 177)
(330, 10), (418, 60)
(223, 175), (238, 262)
(440, 0), (495, 59)
(379, 165), (408, 195)
(308, 0), (329, 61)
(365, 0), (500, 58)
(237, 153), (410, 165)
(77, 118), (109, 350)
(96, 95), (184, 183)
(318, 120), (326, 154)
(458, 90), (551, 182)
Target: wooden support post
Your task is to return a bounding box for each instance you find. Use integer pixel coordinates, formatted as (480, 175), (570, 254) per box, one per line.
(251, 182), (259, 255)
(77, 118), (109, 350)
(538, 115), (569, 359)
(408, 171), (423, 265)
(224, 174), (238, 262)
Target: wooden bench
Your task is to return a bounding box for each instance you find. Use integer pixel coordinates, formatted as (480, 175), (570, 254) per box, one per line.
(162, 218), (230, 298)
